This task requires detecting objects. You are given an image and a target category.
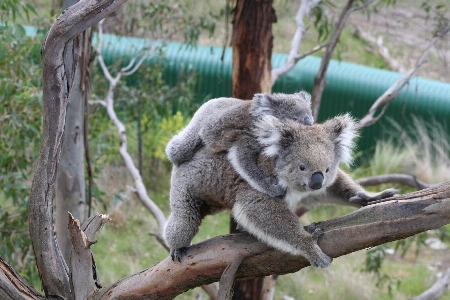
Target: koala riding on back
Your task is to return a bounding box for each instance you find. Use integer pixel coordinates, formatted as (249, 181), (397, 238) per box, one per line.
(164, 114), (397, 268)
(165, 92), (314, 197)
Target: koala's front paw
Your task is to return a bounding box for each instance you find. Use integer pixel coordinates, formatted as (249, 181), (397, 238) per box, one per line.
(309, 250), (333, 268)
(263, 177), (286, 197)
(304, 222), (323, 241)
(170, 247), (188, 263)
(349, 188), (399, 206)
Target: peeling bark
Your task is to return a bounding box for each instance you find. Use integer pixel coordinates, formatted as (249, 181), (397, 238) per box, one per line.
(69, 213), (110, 300)
(0, 257), (44, 300)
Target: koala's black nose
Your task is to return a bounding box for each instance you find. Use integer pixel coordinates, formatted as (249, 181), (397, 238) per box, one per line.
(309, 172), (324, 190)
(303, 116), (312, 126)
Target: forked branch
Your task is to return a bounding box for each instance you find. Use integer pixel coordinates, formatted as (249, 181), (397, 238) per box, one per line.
(356, 24), (450, 129)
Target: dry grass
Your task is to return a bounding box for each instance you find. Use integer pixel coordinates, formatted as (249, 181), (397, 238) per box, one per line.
(370, 117), (450, 184)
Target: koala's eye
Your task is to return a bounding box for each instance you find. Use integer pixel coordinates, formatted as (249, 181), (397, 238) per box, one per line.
(299, 165), (306, 171)
(326, 168), (330, 173)
(292, 117), (298, 121)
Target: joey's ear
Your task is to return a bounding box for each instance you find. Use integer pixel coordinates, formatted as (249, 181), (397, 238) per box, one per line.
(295, 91), (311, 105)
(325, 114), (358, 165)
(251, 93), (274, 118)
(254, 115), (294, 157)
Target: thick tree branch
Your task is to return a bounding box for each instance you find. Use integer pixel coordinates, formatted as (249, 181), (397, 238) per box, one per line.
(29, 0), (127, 298)
(271, 0), (321, 86)
(356, 24), (450, 129)
(0, 257), (44, 300)
(92, 182), (450, 299)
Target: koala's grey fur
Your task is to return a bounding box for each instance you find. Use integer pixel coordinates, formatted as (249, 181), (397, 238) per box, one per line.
(165, 92), (313, 197)
(164, 114), (398, 268)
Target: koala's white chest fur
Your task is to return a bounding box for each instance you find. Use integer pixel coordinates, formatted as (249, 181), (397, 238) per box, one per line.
(283, 188), (325, 209)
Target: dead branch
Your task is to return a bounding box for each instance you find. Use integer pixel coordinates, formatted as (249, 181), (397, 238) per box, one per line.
(271, 0), (321, 86)
(311, 0), (357, 119)
(92, 182), (450, 299)
(356, 24), (450, 129)
(353, 27), (405, 73)
(28, 0), (127, 298)
(93, 19), (167, 238)
(411, 267), (450, 300)
(356, 174), (432, 190)
(69, 213), (97, 300)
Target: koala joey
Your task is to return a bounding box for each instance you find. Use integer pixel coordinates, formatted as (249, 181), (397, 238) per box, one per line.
(164, 114), (398, 268)
(165, 92), (314, 198)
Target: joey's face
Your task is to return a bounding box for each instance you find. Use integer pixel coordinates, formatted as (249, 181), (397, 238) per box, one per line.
(272, 101), (314, 126)
(276, 128), (339, 192)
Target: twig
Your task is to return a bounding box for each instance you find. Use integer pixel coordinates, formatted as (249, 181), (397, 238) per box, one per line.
(271, 0), (321, 86)
(356, 24), (450, 129)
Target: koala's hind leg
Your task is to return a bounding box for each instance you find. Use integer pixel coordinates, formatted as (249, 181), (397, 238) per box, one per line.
(164, 187), (203, 262)
(231, 190), (332, 268)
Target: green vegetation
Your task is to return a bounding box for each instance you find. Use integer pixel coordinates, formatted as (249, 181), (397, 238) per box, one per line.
(1, 0), (449, 298)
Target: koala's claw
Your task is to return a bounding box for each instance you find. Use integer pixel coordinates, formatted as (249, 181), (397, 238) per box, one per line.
(170, 247), (188, 263)
(349, 188), (399, 206)
(304, 223), (324, 242)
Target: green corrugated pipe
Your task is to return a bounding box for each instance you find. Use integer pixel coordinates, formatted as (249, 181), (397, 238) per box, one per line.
(24, 26), (450, 156)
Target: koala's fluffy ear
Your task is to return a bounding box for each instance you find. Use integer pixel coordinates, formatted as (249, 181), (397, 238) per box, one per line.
(254, 115), (294, 157)
(324, 114), (358, 165)
(251, 93), (274, 118)
(295, 91), (311, 104)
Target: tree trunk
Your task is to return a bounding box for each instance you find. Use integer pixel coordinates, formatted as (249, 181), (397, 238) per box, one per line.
(231, 0), (276, 298)
(231, 0), (276, 99)
(55, 0), (92, 264)
(28, 0), (127, 297)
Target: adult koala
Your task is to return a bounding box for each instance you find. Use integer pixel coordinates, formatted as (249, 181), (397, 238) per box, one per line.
(164, 114), (397, 268)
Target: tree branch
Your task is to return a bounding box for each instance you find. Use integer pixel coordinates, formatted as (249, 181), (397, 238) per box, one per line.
(356, 174), (433, 190)
(356, 24), (450, 129)
(0, 257), (45, 300)
(29, 0), (127, 298)
(92, 182), (450, 299)
(311, 0), (358, 119)
(271, 0), (321, 86)
(94, 20), (167, 239)
(352, 27), (405, 73)
(411, 267), (450, 300)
